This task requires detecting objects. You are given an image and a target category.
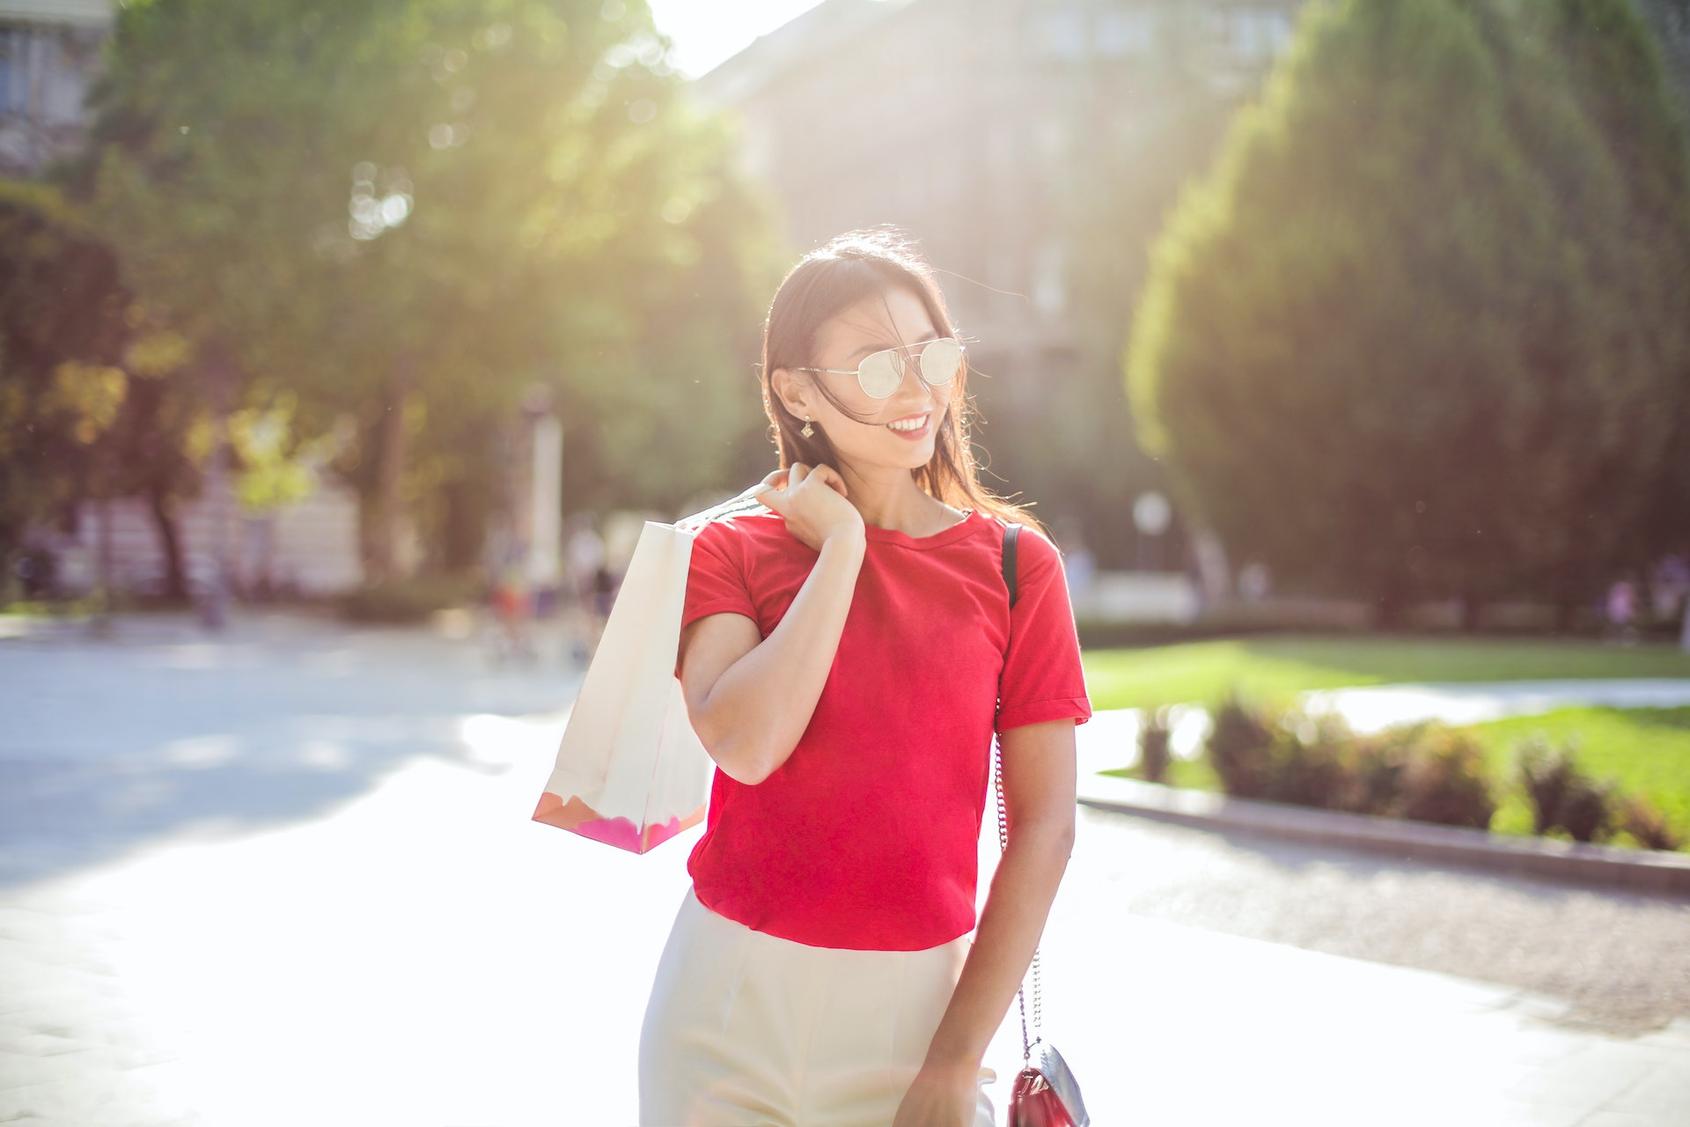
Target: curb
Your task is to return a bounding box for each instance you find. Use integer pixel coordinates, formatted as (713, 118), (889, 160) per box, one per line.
(1076, 772), (1690, 897)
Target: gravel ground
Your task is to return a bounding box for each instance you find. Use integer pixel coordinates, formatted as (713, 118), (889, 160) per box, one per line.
(1072, 803), (1690, 1037)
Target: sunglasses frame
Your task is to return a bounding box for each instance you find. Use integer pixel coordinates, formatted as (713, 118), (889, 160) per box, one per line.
(791, 337), (966, 401)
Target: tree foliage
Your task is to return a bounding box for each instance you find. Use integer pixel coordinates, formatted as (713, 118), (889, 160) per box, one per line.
(1125, 0), (1690, 622)
(72, 0), (783, 580)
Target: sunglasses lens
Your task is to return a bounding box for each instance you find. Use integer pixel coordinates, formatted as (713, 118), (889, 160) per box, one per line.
(858, 350), (903, 399)
(920, 338), (963, 386)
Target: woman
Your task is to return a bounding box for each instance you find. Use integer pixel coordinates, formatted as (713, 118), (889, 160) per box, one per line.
(640, 227), (1092, 1127)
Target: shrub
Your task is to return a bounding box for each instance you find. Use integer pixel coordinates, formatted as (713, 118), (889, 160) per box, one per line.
(1516, 735), (1578, 834)
(1138, 705), (1173, 783)
(1387, 724), (1497, 831)
(1513, 736), (1620, 844)
(1206, 690), (1278, 798)
(1334, 724), (1418, 816)
(1556, 774), (1616, 844)
(1615, 794), (1685, 851)
(1199, 700), (1672, 851)
(1261, 707), (1353, 808)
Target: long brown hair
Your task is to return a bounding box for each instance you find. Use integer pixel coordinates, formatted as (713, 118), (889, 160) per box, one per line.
(757, 226), (1051, 539)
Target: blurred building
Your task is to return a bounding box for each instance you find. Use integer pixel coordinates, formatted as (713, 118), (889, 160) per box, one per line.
(0, 0), (110, 177)
(1637, 0), (1690, 111)
(689, 0), (1304, 411)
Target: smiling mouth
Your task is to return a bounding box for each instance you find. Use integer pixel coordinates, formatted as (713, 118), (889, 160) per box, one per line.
(885, 412), (931, 433)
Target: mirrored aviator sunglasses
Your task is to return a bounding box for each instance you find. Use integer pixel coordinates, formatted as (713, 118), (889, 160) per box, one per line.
(798, 337), (966, 400)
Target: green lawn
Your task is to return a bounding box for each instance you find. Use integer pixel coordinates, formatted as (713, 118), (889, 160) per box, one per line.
(1465, 706), (1690, 843)
(1085, 633), (1690, 714)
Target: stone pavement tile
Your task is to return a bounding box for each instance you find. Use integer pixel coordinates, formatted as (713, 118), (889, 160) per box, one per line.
(1497, 1040), (1662, 1116)
(6, 696), (1686, 1126)
(1009, 809), (1690, 1127)
(1, 712), (637, 1127)
(0, 1056), (187, 1126)
(1601, 1056), (1690, 1119)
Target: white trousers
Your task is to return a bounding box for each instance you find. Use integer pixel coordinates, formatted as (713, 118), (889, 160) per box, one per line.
(639, 884), (997, 1126)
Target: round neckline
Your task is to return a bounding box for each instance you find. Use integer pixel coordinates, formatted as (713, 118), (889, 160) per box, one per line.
(862, 507), (982, 549)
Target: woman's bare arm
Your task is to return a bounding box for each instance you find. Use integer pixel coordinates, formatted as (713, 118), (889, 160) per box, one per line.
(920, 717), (1078, 1074)
(679, 529), (866, 785)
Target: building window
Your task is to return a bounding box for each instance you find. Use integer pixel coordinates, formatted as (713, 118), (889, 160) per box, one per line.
(0, 26), (37, 114)
(1097, 9), (1156, 58)
(1232, 9), (1294, 63)
(1031, 9), (1086, 60)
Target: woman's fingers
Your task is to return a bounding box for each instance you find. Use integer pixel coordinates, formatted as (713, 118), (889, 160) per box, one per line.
(754, 461), (848, 510)
(753, 478), (786, 515)
(752, 465), (794, 512)
(812, 465), (848, 497)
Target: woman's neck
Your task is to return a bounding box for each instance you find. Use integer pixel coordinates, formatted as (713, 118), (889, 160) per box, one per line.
(843, 477), (964, 537)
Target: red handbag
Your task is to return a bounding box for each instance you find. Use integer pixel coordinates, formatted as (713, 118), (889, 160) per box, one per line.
(996, 522), (1090, 1127)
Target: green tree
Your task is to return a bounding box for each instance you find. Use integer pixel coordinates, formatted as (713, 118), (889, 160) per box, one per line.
(1126, 0), (1690, 628)
(1468, 0), (1690, 618)
(0, 179), (235, 604)
(74, 0), (780, 585)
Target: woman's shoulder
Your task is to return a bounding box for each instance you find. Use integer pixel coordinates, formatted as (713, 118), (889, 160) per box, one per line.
(1000, 519), (1065, 581)
(689, 508), (788, 554)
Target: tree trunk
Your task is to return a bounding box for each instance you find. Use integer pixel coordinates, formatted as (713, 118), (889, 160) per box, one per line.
(145, 479), (187, 602)
(440, 476), (485, 573)
(196, 346), (236, 630)
(362, 360), (414, 584)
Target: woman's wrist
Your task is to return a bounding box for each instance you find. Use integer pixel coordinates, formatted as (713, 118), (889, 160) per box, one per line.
(917, 1053), (982, 1083)
(821, 527), (866, 554)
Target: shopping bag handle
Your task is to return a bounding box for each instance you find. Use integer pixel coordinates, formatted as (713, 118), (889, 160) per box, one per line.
(675, 489), (771, 531)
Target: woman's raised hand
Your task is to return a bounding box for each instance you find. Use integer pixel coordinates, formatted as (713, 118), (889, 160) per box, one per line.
(752, 463), (864, 552)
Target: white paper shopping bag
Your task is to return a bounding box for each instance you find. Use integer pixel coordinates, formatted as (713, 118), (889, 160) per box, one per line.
(531, 493), (765, 853)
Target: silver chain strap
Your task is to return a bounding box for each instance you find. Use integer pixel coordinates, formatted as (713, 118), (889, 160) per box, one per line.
(993, 731), (1043, 1065)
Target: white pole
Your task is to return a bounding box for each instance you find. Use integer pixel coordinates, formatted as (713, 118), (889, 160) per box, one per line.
(527, 411), (562, 591)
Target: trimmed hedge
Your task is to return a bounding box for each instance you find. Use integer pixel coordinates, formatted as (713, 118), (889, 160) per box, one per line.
(1169, 691), (1680, 848)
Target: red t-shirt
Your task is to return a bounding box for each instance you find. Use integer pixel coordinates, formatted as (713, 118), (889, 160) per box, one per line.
(675, 506), (1092, 951)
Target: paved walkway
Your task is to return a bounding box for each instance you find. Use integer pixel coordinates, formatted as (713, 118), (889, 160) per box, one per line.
(1, 615), (1686, 1124)
(1301, 678), (1690, 733)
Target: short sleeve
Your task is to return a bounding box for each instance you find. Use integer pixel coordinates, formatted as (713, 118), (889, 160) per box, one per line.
(676, 520), (759, 677)
(996, 527), (1094, 735)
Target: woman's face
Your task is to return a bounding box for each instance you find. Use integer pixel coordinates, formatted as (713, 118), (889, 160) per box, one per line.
(784, 285), (956, 468)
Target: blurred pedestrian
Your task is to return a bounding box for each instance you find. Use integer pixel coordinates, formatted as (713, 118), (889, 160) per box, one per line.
(1652, 552), (1689, 622)
(1606, 576), (1639, 644)
(564, 517), (607, 663)
(489, 539), (536, 665)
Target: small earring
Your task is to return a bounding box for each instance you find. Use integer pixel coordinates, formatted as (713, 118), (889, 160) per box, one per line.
(801, 416), (815, 438)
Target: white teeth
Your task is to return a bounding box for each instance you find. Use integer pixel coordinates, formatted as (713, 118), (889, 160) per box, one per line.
(887, 415), (928, 431)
